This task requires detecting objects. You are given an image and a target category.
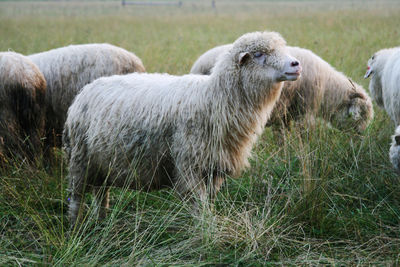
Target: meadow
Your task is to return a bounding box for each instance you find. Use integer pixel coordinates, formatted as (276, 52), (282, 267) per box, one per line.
(1, 0), (400, 265)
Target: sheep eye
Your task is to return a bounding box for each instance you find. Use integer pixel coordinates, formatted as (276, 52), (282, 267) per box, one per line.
(371, 55), (375, 60)
(254, 52), (263, 58)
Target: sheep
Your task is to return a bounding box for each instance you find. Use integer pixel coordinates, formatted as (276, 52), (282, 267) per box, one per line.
(365, 47), (400, 124)
(0, 52), (46, 165)
(63, 31), (302, 226)
(365, 48), (400, 173)
(389, 125), (400, 173)
(191, 45), (374, 137)
(29, 43), (146, 149)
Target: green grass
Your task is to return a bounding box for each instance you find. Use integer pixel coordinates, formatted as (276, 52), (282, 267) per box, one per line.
(1, 0), (400, 265)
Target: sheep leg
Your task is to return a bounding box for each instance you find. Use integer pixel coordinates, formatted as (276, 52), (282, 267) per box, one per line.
(68, 190), (84, 229)
(92, 186), (110, 220)
(203, 173), (225, 201)
(173, 168), (209, 213)
(176, 176), (207, 202)
(67, 151), (89, 228)
(188, 175), (224, 215)
(211, 176), (224, 199)
(189, 173), (225, 212)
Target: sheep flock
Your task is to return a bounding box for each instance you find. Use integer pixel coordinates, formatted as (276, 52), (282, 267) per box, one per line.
(1, 28), (399, 226)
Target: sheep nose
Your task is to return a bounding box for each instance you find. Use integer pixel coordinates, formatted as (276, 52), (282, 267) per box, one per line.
(291, 61), (300, 67)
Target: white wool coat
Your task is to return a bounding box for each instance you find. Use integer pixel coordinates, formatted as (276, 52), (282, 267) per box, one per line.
(64, 31), (301, 225)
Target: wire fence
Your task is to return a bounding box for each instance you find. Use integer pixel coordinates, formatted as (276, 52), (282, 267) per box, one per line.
(121, 0), (216, 8)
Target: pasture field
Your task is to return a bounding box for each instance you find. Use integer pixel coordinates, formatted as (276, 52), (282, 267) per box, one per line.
(1, 0), (400, 265)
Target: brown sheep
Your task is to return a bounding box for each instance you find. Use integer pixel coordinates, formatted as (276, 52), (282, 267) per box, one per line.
(0, 52), (46, 165)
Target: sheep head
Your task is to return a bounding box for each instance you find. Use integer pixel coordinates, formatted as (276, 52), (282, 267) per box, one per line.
(231, 31), (302, 84)
(364, 49), (395, 79)
(364, 53), (376, 79)
(365, 51), (384, 107)
(364, 48), (398, 107)
(331, 80), (374, 133)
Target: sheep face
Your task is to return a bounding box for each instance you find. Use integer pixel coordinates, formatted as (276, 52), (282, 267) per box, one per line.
(238, 48), (301, 83)
(390, 125), (400, 173)
(232, 32), (302, 86)
(364, 53), (376, 79)
(365, 52), (383, 106)
(364, 49), (394, 79)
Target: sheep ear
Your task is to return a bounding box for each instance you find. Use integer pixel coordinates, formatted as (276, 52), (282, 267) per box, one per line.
(395, 135), (400, 146)
(348, 78), (356, 90)
(238, 52), (250, 66)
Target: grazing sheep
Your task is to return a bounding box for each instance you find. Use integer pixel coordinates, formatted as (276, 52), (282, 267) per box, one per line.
(191, 45), (374, 136)
(389, 125), (400, 173)
(29, 43), (145, 148)
(365, 47), (400, 124)
(0, 52), (46, 165)
(64, 31), (302, 225)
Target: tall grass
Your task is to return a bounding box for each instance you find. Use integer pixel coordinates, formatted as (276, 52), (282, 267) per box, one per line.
(1, 0), (400, 265)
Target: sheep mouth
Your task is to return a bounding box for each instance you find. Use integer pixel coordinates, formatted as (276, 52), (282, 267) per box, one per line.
(284, 71), (301, 79)
(364, 68), (373, 79)
(285, 71), (301, 76)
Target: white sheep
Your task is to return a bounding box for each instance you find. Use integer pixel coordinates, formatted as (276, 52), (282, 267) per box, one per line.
(29, 43), (146, 148)
(365, 47), (400, 124)
(63, 31), (302, 225)
(0, 52), (46, 164)
(191, 45), (374, 136)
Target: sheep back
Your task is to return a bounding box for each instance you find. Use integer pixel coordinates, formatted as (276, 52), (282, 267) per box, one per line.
(29, 43), (145, 148)
(190, 44), (231, 75)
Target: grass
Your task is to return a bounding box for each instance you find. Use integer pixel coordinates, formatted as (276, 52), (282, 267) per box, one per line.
(1, 0), (400, 265)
